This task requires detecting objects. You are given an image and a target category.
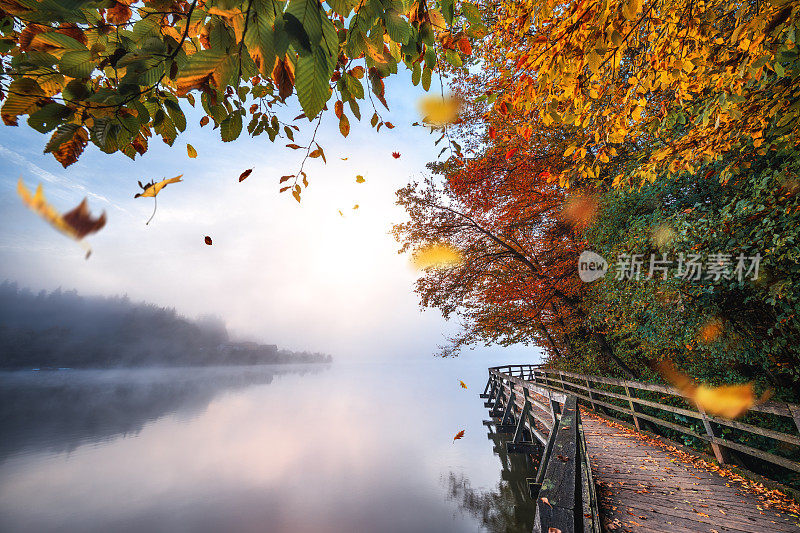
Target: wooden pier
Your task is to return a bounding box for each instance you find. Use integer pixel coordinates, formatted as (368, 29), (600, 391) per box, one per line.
(482, 364), (800, 533)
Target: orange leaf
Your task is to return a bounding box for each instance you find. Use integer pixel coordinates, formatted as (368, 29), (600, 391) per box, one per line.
(453, 430), (465, 442)
(459, 380), (467, 389)
(204, 236), (212, 245)
(505, 147), (517, 160)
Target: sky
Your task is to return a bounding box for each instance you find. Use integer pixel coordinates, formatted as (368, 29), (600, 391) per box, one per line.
(0, 69), (541, 364)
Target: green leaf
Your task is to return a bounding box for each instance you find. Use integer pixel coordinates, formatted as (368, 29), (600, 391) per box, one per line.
(33, 32), (86, 50)
(296, 46), (334, 118)
(27, 102), (72, 133)
(59, 50), (94, 78)
(328, 0), (357, 16)
(285, 0), (323, 49)
(384, 9), (412, 44)
(164, 98), (186, 132)
(245, 7), (278, 76)
(221, 112), (243, 141)
(1, 78), (45, 126)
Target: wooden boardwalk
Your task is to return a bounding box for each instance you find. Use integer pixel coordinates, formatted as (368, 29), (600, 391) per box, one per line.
(582, 413), (800, 533)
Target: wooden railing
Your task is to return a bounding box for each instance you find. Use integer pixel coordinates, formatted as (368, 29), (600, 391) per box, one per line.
(482, 366), (601, 533)
(491, 364), (800, 475)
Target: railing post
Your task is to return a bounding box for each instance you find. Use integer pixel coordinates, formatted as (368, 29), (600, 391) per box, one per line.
(558, 371), (567, 392)
(623, 383), (642, 431)
(584, 378), (597, 411)
(698, 407), (729, 464)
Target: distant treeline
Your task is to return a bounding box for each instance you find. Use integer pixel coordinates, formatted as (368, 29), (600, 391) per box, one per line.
(0, 282), (332, 368)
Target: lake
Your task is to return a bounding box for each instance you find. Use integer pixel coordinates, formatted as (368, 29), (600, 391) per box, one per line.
(0, 358), (541, 532)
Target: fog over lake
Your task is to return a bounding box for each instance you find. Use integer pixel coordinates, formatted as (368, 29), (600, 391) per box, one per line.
(0, 358), (541, 533)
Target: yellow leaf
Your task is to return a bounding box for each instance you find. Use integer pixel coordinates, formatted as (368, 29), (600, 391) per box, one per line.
(187, 144), (197, 158)
(411, 243), (462, 270)
(135, 175), (183, 198)
(355, 175), (365, 183)
(459, 380), (468, 389)
(657, 359), (771, 419)
(17, 178), (106, 258)
(418, 95), (461, 126)
(352, 204), (359, 210)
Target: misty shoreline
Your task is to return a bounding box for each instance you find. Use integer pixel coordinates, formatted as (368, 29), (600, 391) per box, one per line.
(0, 282), (332, 370)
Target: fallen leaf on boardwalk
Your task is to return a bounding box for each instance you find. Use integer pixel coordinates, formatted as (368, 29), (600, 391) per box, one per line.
(459, 380), (468, 389)
(356, 175), (365, 183)
(392, 152), (401, 159)
(238, 169), (253, 182)
(453, 430), (465, 442)
(418, 95), (461, 126)
(548, 528), (561, 533)
(657, 359), (771, 418)
(556, 454), (570, 462)
(17, 178), (106, 259)
(187, 143), (197, 158)
(411, 243), (462, 270)
(204, 236), (212, 245)
(135, 175), (183, 198)
(561, 193), (598, 230)
(541, 497), (552, 508)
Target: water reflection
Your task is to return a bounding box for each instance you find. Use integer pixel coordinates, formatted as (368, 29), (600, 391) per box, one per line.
(445, 425), (541, 532)
(0, 365), (326, 460)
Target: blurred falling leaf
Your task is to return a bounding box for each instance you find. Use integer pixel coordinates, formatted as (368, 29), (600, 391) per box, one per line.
(204, 236), (212, 245)
(652, 223), (677, 248)
(418, 95), (461, 126)
(338, 209), (344, 217)
(135, 175), (183, 198)
(340, 157), (348, 160)
(352, 204), (359, 210)
(561, 194), (598, 230)
(355, 175), (365, 183)
(698, 317), (723, 344)
(392, 152), (401, 159)
(459, 380), (467, 389)
(17, 178), (106, 259)
(411, 243), (462, 270)
(239, 168), (253, 182)
(453, 430), (465, 442)
(187, 143), (197, 158)
(657, 359), (771, 419)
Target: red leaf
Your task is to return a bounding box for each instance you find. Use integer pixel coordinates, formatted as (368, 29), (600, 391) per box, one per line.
(505, 147), (517, 160)
(204, 236), (212, 245)
(238, 168), (253, 182)
(488, 126), (497, 139)
(392, 152), (401, 159)
(453, 430), (465, 442)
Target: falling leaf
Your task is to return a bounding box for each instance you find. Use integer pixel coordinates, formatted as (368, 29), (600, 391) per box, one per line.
(17, 178), (106, 259)
(453, 430), (465, 442)
(411, 243), (462, 270)
(698, 317), (723, 344)
(392, 152), (401, 159)
(135, 175), (183, 224)
(418, 95), (461, 126)
(561, 194), (598, 230)
(134, 175), (183, 198)
(340, 157), (349, 160)
(657, 359), (772, 419)
(352, 204), (359, 210)
(187, 143), (197, 158)
(355, 175), (365, 183)
(338, 209), (344, 217)
(204, 236), (212, 245)
(459, 380), (468, 389)
(238, 168), (253, 182)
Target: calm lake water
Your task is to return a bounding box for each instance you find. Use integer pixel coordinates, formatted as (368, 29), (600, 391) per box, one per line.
(0, 358), (540, 533)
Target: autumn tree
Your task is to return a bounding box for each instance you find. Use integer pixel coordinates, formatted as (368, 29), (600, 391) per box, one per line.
(0, 0), (481, 199)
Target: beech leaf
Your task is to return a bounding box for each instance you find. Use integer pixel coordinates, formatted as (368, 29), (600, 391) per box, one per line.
(239, 168), (253, 182)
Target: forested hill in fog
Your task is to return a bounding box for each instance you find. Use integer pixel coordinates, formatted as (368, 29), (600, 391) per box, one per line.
(0, 282), (331, 369)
